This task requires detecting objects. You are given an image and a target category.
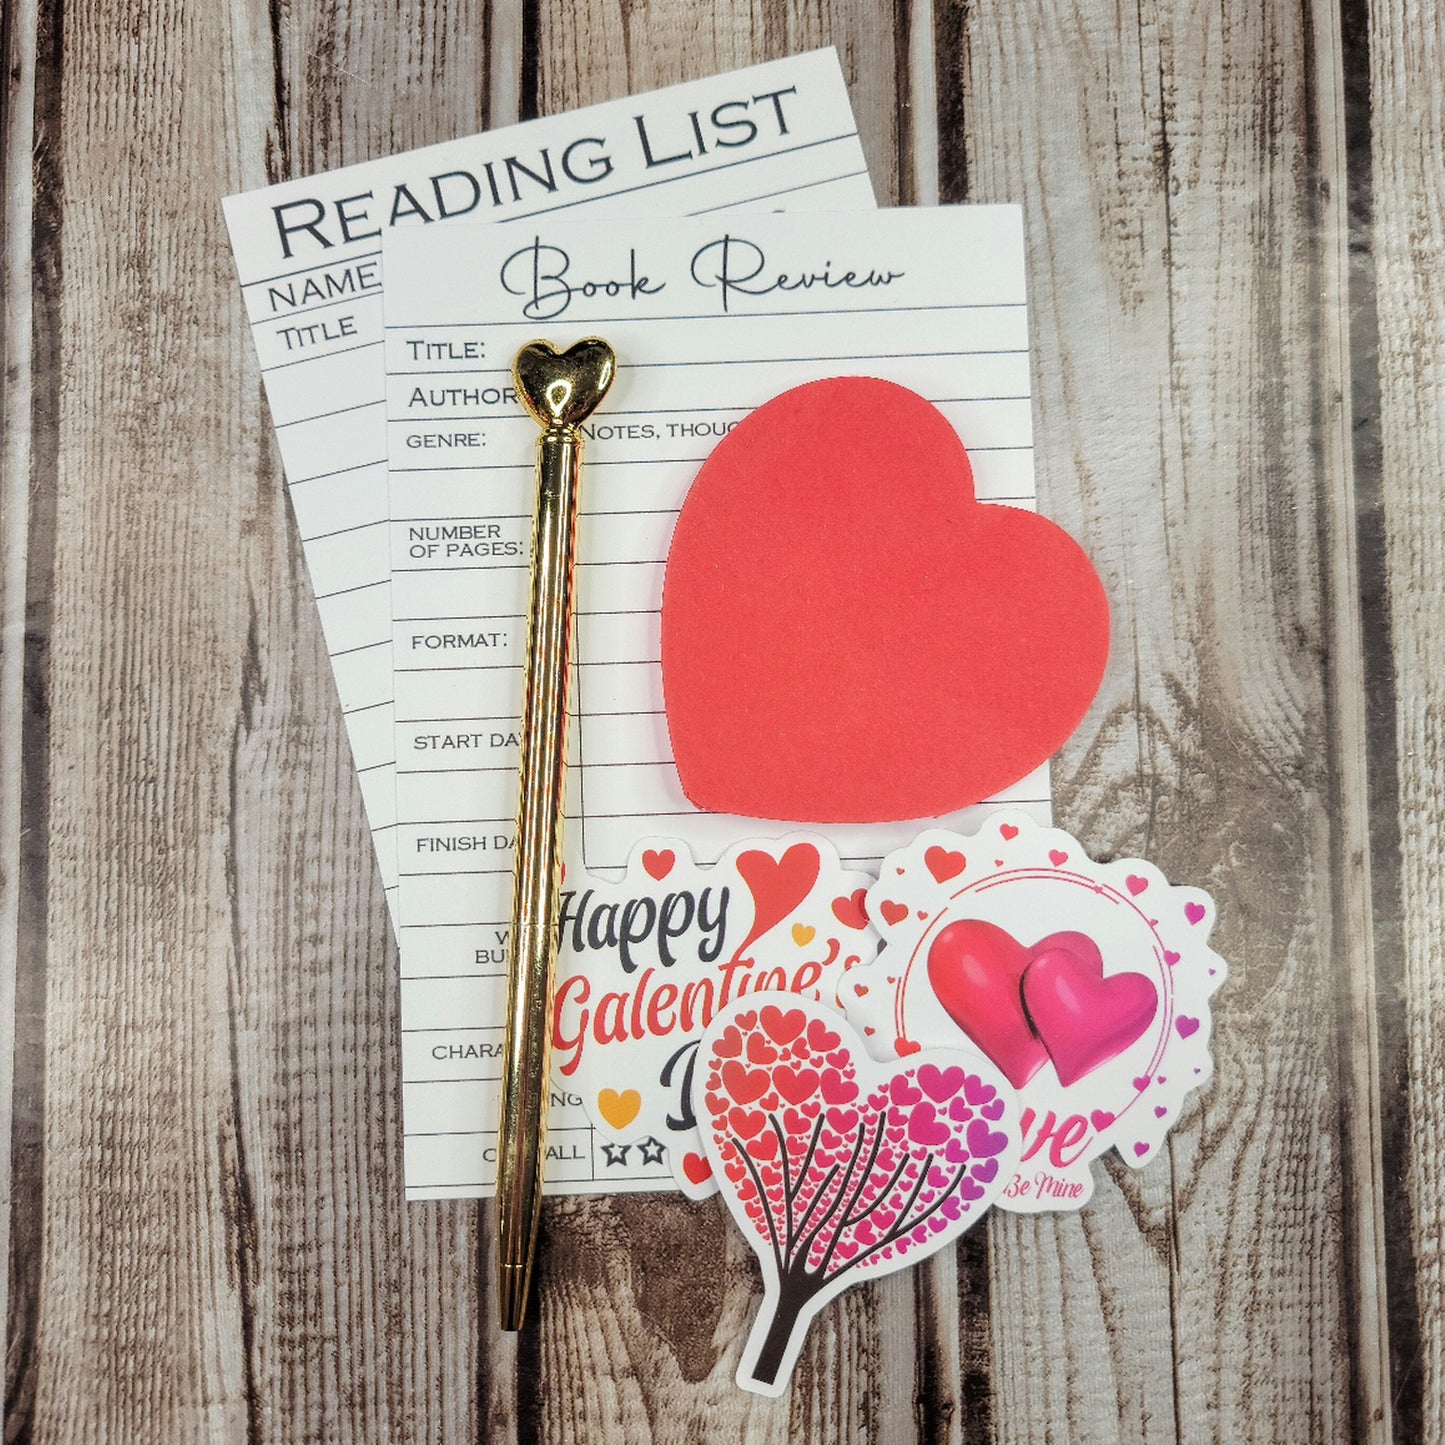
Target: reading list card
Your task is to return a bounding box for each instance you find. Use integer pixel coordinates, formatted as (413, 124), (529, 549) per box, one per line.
(222, 50), (875, 918)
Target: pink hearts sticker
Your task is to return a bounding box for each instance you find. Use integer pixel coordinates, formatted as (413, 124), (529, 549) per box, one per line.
(847, 816), (1226, 1215)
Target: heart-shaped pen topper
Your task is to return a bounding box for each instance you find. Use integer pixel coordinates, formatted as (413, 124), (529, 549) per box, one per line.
(660, 377), (1111, 823)
(513, 337), (616, 427)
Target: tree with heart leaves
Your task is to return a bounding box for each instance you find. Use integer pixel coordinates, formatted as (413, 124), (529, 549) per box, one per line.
(699, 998), (1018, 1391)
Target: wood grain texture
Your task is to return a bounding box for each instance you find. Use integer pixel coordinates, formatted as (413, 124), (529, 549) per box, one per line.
(1370, 1), (1445, 1439)
(0, 0), (1435, 1438)
(941, 0), (1366, 1438)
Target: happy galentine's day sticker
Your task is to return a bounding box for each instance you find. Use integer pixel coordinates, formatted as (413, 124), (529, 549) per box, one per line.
(555, 837), (878, 1197)
(694, 996), (1019, 1395)
(844, 813), (1225, 1212)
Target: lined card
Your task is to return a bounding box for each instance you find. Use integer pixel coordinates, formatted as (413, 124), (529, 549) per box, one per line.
(383, 207), (1050, 1197)
(222, 49), (875, 919)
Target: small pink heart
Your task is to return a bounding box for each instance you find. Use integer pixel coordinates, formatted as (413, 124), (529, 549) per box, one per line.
(1155, 1105), (1167, 1118)
(1163, 949), (1180, 966)
(1176, 1016), (1200, 1039)
(1049, 849), (1069, 866)
(1133, 1075), (1151, 1092)
(1090, 1109), (1114, 1131)
(918, 1063), (966, 1102)
(1126, 875), (1148, 895)
(1133, 1141), (1149, 1158)
(1022, 948), (1160, 1087)
(1185, 902), (1206, 924)
(907, 1100), (951, 1147)
(966, 1118), (1008, 1157)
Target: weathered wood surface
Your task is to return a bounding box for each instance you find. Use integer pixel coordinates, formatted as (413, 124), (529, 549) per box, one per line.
(0, 0), (1434, 1439)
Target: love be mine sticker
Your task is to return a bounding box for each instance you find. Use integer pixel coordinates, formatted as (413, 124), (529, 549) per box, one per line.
(555, 837), (878, 1197)
(843, 813), (1225, 1211)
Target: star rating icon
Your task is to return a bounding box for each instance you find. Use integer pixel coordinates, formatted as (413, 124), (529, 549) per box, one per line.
(637, 1137), (665, 1166)
(601, 1142), (631, 1167)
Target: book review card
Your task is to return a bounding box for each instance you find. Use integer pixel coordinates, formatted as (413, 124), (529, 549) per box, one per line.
(383, 206), (1050, 1197)
(222, 49), (875, 921)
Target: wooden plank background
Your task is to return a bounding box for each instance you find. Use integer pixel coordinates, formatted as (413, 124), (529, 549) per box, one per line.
(0, 0), (1435, 1438)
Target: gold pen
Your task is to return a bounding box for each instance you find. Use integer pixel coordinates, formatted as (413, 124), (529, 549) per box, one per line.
(496, 338), (617, 1330)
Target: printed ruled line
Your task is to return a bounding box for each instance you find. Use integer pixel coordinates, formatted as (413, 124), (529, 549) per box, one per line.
(388, 343), (1026, 369)
(240, 247), (383, 291)
(315, 578), (389, 602)
(393, 607), (657, 623)
(688, 166), (873, 214)
(276, 397), (385, 428)
(397, 707), (664, 724)
(385, 392), (1028, 422)
(393, 558), (662, 574)
(261, 338), (383, 373)
(301, 518), (389, 544)
(289, 457), (383, 487)
(394, 659), (655, 673)
(401, 1023), (504, 1033)
(400, 757), (674, 775)
(398, 921), (509, 929)
(474, 131), (862, 224)
(252, 289), (384, 327)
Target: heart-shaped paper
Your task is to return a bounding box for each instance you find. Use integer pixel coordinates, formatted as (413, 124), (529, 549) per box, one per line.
(660, 377), (1110, 822)
(513, 337), (616, 427)
(696, 995), (1019, 1395)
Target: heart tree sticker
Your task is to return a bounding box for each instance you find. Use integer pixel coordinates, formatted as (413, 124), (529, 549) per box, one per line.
(844, 813), (1225, 1212)
(695, 996), (1020, 1396)
(555, 837), (878, 1197)
(660, 377), (1111, 823)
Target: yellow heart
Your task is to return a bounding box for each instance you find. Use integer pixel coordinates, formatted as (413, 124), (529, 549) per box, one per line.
(597, 1087), (641, 1131)
(513, 337), (616, 428)
(792, 923), (816, 946)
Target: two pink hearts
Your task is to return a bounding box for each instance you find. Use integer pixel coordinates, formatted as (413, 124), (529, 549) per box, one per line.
(926, 920), (1159, 1090)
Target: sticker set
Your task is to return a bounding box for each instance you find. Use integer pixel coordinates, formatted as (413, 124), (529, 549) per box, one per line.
(225, 48), (1229, 1397)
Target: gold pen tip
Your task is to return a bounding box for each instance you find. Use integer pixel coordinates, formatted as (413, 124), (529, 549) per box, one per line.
(498, 1263), (532, 1331)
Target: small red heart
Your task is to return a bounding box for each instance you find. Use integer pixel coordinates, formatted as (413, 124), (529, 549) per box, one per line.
(999, 824), (1019, 840)
(880, 900), (909, 926)
(774, 1066), (820, 1106)
(760, 1005), (807, 1046)
(642, 848), (675, 881)
(734, 844), (821, 955)
(831, 889), (869, 930)
(682, 1152), (712, 1186)
(722, 1061), (770, 1105)
(660, 378), (1110, 821)
(925, 846), (966, 883)
(1049, 849), (1068, 866)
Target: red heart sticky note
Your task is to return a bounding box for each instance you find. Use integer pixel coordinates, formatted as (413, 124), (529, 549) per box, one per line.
(660, 378), (1110, 822)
